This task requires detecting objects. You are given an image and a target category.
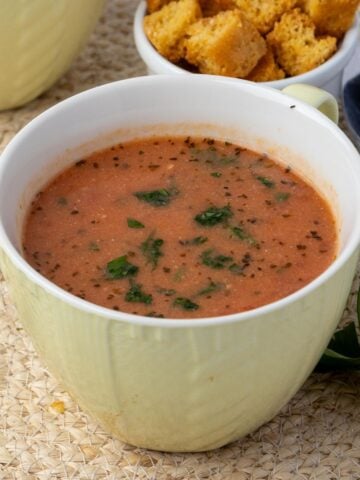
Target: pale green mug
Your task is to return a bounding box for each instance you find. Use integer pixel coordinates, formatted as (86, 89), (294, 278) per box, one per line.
(0, 76), (359, 452)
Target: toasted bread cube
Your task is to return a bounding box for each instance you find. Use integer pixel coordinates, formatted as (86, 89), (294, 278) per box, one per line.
(246, 47), (286, 81)
(144, 0), (202, 62)
(267, 9), (337, 76)
(234, 0), (297, 34)
(183, 10), (266, 77)
(297, 0), (360, 38)
(147, 0), (172, 13)
(199, 0), (237, 16)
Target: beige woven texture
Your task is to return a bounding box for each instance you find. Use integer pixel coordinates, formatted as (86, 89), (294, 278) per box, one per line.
(1, 1), (360, 478)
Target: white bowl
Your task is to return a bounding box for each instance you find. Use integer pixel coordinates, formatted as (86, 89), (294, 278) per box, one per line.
(0, 75), (360, 452)
(134, 1), (360, 96)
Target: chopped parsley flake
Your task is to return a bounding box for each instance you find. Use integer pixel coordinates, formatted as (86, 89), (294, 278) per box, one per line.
(257, 176), (275, 188)
(201, 249), (233, 269)
(191, 147), (237, 167)
(141, 234), (164, 269)
(275, 192), (291, 202)
(197, 281), (223, 296)
(173, 266), (186, 282)
(125, 282), (152, 304)
(229, 253), (253, 275)
(173, 297), (199, 311)
(179, 236), (208, 246)
(105, 255), (139, 279)
(156, 287), (176, 296)
(88, 241), (100, 251)
(127, 218), (145, 228)
(134, 188), (173, 206)
(57, 196), (68, 206)
(195, 205), (233, 226)
(231, 226), (259, 247)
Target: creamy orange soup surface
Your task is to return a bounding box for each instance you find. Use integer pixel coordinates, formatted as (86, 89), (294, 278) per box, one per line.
(23, 136), (337, 319)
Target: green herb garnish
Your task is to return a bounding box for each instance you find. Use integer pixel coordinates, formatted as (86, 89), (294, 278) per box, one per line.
(134, 188), (173, 206)
(316, 288), (360, 370)
(191, 148), (237, 167)
(156, 287), (176, 296)
(125, 282), (152, 304)
(173, 297), (199, 311)
(257, 176), (275, 188)
(228, 253), (252, 275)
(211, 172), (222, 178)
(231, 226), (259, 247)
(127, 218), (145, 228)
(141, 234), (164, 269)
(228, 263), (245, 275)
(195, 205), (233, 226)
(179, 236), (208, 246)
(201, 249), (233, 269)
(57, 196), (68, 206)
(196, 281), (223, 296)
(88, 241), (100, 252)
(173, 266), (186, 282)
(275, 192), (291, 202)
(105, 255), (138, 279)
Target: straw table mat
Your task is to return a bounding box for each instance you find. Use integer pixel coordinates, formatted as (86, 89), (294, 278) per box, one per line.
(1, 1), (360, 479)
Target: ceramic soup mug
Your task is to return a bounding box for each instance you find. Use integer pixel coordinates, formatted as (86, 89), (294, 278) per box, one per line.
(0, 75), (360, 452)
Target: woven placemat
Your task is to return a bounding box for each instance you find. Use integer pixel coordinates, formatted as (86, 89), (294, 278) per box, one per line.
(1, 1), (360, 478)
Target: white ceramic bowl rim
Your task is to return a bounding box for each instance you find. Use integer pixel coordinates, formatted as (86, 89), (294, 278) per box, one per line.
(1, 75), (360, 329)
(134, 1), (360, 89)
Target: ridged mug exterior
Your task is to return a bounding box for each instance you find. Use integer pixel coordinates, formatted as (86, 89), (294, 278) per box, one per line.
(0, 248), (358, 451)
(0, 76), (360, 452)
(0, 0), (105, 110)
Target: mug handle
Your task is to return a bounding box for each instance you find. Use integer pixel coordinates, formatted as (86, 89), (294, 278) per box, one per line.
(282, 84), (339, 124)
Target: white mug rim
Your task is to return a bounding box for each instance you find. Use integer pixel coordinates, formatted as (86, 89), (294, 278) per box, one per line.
(0, 74), (359, 329)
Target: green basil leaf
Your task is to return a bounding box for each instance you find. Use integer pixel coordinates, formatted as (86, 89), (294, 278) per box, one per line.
(173, 297), (199, 311)
(195, 205), (233, 226)
(231, 226), (259, 247)
(275, 192), (291, 202)
(141, 234), (164, 269)
(134, 189), (172, 206)
(179, 236), (208, 246)
(88, 241), (100, 251)
(201, 249), (233, 269)
(127, 218), (145, 228)
(105, 255), (138, 279)
(257, 176), (275, 188)
(125, 282), (152, 304)
(196, 281), (223, 297)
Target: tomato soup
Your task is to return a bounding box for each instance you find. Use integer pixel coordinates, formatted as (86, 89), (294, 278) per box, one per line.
(23, 136), (337, 319)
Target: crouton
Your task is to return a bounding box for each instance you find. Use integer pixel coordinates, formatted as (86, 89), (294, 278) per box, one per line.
(147, 0), (172, 13)
(199, 0), (237, 17)
(183, 10), (266, 77)
(267, 9), (337, 76)
(234, 0), (297, 34)
(144, 0), (202, 62)
(297, 0), (360, 38)
(246, 47), (286, 81)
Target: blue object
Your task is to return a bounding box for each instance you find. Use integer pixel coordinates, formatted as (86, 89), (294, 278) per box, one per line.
(343, 73), (360, 147)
